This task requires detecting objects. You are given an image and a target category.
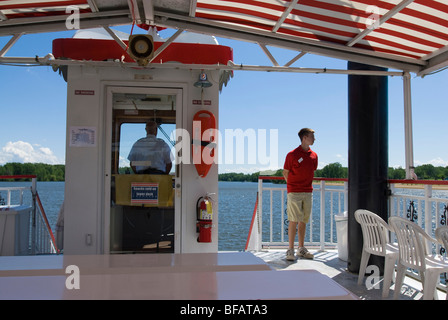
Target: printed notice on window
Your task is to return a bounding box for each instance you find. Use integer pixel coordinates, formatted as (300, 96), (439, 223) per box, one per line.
(131, 183), (159, 205)
(69, 126), (97, 147)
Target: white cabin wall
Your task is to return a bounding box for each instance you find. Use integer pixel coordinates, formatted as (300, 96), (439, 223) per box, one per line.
(182, 73), (219, 253)
(64, 66), (103, 254)
(64, 65), (220, 254)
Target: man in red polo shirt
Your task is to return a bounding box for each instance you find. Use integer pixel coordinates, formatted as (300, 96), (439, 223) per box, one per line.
(283, 128), (318, 261)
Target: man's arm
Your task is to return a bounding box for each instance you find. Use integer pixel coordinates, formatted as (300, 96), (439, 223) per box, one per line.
(282, 169), (289, 183)
(165, 162), (173, 174)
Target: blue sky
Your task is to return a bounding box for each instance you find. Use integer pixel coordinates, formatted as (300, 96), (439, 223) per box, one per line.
(1, 25), (448, 174)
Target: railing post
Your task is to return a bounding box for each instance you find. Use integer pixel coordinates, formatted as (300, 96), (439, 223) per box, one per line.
(281, 188), (285, 243)
(320, 180), (325, 251)
(269, 189), (273, 243)
(31, 177), (37, 255)
(343, 181), (348, 213)
(257, 178), (263, 251)
(424, 184), (432, 239)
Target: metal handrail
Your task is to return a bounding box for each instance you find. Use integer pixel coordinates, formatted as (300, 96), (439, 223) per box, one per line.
(0, 175), (58, 255)
(34, 190), (58, 254)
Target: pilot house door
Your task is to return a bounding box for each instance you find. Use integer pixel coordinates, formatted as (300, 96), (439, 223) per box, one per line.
(106, 86), (181, 254)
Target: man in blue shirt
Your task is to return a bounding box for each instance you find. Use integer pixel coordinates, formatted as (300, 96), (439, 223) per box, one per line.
(128, 121), (173, 174)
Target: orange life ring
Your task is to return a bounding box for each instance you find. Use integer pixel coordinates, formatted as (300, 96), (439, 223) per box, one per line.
(192, 110), (216, 178)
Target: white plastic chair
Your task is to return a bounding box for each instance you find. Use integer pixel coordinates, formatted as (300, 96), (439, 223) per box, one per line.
(435, 225), (448, 300)
(435, 225), (448, 252)
(354, 209), (399, 298)
(389, 217), (448, 300)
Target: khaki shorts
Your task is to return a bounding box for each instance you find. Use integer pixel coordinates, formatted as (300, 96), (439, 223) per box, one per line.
(287, 192), (312, 223)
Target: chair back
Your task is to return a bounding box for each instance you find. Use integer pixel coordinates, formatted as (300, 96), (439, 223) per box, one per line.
(435, 226), (448, 253)
(389, 216), (428, 271)
(354, 209), (391, 256)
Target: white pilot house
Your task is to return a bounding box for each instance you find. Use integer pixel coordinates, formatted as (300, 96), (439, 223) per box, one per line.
(55, 28), (233, 255)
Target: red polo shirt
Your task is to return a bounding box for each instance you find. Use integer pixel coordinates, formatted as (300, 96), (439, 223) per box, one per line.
(283, 145), (318, 193)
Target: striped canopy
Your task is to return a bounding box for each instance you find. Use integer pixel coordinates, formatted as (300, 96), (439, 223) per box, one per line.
(0, 0), (447, 75)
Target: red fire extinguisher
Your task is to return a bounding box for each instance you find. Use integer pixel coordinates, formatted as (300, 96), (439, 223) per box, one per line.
(196, 195), (214, 242)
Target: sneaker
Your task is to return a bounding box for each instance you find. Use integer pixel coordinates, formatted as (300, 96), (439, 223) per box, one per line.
(297, 247), (314, 259)
(286, 248), (296, 261)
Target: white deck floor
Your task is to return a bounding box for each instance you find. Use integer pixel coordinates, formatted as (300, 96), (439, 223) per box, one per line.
(0, 252), (356, 300)
(0, 250), (445, 300)
(252, 248), (447, 300)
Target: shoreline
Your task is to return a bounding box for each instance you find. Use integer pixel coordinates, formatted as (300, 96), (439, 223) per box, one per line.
(392, 183), (448, 190)
(4, 179), (448, 190)
(320, 181), (448, 191)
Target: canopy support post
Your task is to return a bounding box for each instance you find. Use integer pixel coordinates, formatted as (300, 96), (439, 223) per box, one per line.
(347, 61), (389, 275)
(403, 72), (415, 179)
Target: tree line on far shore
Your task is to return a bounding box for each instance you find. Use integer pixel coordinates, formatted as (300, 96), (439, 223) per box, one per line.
(219, 163), (448, 182)
(0, 163), (65, 181)
(1, 162), (447, 182)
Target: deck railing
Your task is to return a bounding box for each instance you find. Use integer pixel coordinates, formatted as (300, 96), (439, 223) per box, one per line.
(246, 176), (347, 251)
(388, 179), (448, 290)
(388, 180), (448, 249)
(246, 176), (448, 291)
(247, 177), (448, 250)
(0, 175), (58, 255)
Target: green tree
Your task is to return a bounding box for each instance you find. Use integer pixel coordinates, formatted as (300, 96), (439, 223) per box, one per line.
(388, 167), (406, 179)
(415, 164), (436, 180)
(0, 163), (65, 181)
(321, 162), (345, 178)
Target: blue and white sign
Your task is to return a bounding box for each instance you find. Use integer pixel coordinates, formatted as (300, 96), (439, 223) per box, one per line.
(131, 183), (159, 205)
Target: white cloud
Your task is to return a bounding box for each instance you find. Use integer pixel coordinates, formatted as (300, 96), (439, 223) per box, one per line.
(218, 164), (280, 174)
(317, 161), (327, 170)
(335, 154), (347, 165)
(415, 157), (448, 167)
(427, 157), (448, 167)
(0, 141), (61, 165)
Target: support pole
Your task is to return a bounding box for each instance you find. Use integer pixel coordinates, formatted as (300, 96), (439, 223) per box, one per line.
(347, 62), (389, 274)
(403, 72), (415, 179)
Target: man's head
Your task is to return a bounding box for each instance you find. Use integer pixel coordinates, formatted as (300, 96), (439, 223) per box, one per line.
(298, 128), (315, 145)
(145, 121), (158, 135)
(298, 128), (315, 140)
